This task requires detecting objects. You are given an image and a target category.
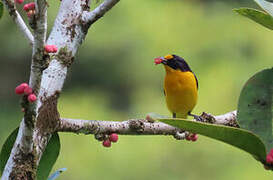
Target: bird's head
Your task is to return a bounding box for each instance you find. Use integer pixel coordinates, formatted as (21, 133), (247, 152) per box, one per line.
(154, 54), (192, 72)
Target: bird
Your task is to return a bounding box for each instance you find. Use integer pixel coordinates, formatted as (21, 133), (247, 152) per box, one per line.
(154, 54), (198, 119)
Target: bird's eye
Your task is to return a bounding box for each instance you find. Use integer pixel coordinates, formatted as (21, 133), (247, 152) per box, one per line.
(164, 54), (173, 60)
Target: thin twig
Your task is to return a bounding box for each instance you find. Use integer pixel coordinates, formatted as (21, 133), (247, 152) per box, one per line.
(2, 0), (34, 45)
(81, 0), (120, 26)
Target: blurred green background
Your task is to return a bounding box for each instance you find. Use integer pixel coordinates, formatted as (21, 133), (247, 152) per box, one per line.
(1, 0), (273, 179)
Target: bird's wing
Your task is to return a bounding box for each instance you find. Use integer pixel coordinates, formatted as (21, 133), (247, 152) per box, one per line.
(193, 73), (198, 89)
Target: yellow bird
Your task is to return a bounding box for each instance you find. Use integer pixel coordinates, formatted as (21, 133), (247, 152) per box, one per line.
(154, 54), (198, 119)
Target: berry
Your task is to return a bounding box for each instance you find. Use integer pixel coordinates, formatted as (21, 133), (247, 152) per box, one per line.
(52, 45), (58, 53)
(102, 139), (111, 148)
(23, 2), (35, 11)
(15, 83), (28, 94)
(27, 94), (37, 102)
(109, 133), (118, 143)
(185, 135), (191, 141)
(266, 149), (273, 164)
(154, 57), (162, 65)
(24, 86), (32, 95)
(190, 134), (198, 142)
(15, 0), (24, 4)
(44, 45), (53, 53)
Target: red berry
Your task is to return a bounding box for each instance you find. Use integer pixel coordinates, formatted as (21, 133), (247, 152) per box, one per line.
(15, 0), (24, 4)
(52, 45), (58, 53)
(15, 83), (28, 94)
(190, 134), (198, 142)
(102, 139), (111, 147)
(28, 2), (35, 10)
(185, 135), (191, 141)
(24, 86), (32, 95)
(27, 94), (37, 102)
(109, 133), (118, 143)
(23, 3), (35, 11)
(44, 45), (54, 53)
(23, 4), (29, 11)
(154, 57), (163, 65)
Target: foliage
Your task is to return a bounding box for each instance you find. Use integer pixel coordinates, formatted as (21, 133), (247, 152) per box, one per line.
(237, 68), (273, 154)
(0, 128), (61, 180)
(234, 8), (273, 30)
(0, 1), (3, 19)
(0, 127), (18, 176)
(234, 0), (273, 30)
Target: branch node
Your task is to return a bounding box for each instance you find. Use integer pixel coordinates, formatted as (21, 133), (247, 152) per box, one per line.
(129, 120), (145, 133)
(173, 131), (188, 140)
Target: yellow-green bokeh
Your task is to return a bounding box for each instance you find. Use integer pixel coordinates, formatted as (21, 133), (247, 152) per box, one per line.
(0, 0), (273, 179)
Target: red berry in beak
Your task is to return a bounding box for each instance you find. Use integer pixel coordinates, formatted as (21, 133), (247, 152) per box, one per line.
(154, 57), (163, 65)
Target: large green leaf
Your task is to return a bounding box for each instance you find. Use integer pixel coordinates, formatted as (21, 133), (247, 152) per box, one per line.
(0, 128), (60, 179)
(0, 127), (19, 176)
(0, 2), (3, 19)
(234, 8), (273, 30)
(37, 132), (61, 180)
(237, 68), (273, 153)
(254, 0), (273, 17)
(153, 117), (266, 162)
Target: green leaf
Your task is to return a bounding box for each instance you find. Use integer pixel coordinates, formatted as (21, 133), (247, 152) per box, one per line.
(237, 68), (273, 153)
(254, 0), (273, 17)
(37, 132), (61, 180)
(0, 128), (60, 179)
(154, 117), (266, 162)
(0, 2), (3, 19)
(0, 127), (19, 176)
(48, 168), (67, 180)
(233, 8), (273, 30)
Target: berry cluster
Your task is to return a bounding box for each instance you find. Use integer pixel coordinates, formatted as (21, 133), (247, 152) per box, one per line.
(23, 3), (35, 18)
(44, 45), (58, 53)
(186, 133), (198, 142)
(102, 133), (119, 148)
(15, 83), (37, 103)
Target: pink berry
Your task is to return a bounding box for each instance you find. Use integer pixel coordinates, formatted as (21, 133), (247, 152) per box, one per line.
(15, 0), (24, 4)
(23, 2), (35, 11)
(185, 135), (191, 141)
(23, 4), (29, 11)
(44, 45), (54, 53)
(109, 133), (118, 143)
(27, 2), (35, 10)
(24, 86), (32, 95)
(190, 134), (198, 142)
(27, 94), (37, 102)
(52, 45), (58, 53)
(102, 139), (111, 148)
(15, 83), (29, 94)
(154, 57), (162, 65)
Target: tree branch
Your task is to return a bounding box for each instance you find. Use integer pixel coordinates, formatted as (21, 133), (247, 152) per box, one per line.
(81, 0), (120, 26)
(57, 110), (238, 136)
(2, 0), (34, 45)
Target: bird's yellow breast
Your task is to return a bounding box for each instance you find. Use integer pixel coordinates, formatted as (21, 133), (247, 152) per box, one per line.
(163, 66), (198, 118)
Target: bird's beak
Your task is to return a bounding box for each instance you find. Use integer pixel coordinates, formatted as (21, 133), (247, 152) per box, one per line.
(154, 57), (167, 65)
